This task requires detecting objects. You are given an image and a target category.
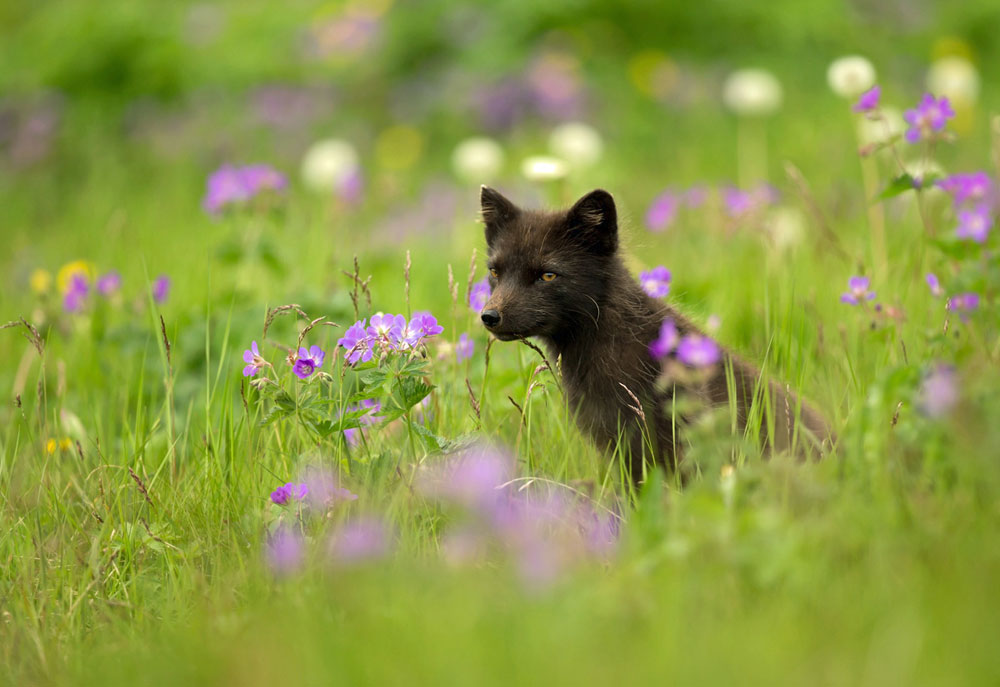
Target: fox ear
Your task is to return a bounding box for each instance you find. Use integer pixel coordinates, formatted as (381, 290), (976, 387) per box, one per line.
(480, 185), (519, 246)
(565, 189), (618, 255)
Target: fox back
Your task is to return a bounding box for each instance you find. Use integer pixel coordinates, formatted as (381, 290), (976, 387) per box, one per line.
(478, 186), (831, 480)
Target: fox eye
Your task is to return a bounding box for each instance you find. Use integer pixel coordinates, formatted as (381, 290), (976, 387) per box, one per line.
(489, 268), (499, 278)
(540, 272), (557, 282)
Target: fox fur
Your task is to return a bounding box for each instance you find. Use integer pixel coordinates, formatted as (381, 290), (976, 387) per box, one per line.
(478, 186), (832, 479)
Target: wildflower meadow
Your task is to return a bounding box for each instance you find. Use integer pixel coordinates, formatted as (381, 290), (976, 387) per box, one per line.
(3, 2), (1000, 684)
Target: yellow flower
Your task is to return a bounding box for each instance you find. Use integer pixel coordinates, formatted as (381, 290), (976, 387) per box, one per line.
(56, 260), (96, 293)
(30, 269), (52, 294)
(45, 439), (57, 454)
(59, 438), (73, 452)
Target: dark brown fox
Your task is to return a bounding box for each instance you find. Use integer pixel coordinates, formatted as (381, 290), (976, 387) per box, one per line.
(478, 186), (832, 480)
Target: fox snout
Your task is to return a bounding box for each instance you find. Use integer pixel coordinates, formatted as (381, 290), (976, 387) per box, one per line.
(480, 309), (501, 327)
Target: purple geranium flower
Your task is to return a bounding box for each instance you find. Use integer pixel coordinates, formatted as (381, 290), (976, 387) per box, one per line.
(329, 517), (391, 565)
(293, 345), (325, 380)
(152, 275), (171, 304)
(918, 364), (958, 418)
(456, 333), (474, 362)
(299, 466), (358, 508)
(841, 276), (876, 305)
(938, 171), (993, 207)
(645, 191), (679, 232)
(948, 292), (979, 317)
(469, 277), (491, 312)
(337, 319), (374, 365)
(95, 271), (121, 296)
(955, 205), (993, 243)
(400, 310), (444, 348)
(903, 93), (955, 144)
(203, 163), (288, 214)
(852, 85), (880, 113)
(648, 318), (679, 360)
(639, 266), (672, 298)
(243, 340), (266, 377)
(925, 273), (943, 297)
(270, 482), (308, 506)
(63, 274), (89, 312)
(683, 185), (708, 208)
(266, 526), (304, 576)
(676, 335), (721, 367)
(367, 313), (405, 350)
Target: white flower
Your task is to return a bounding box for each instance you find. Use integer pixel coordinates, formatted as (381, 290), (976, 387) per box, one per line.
(826, 56), (876, 98)
(927, 56), (980, 105)
(722, 68), (783, 116)
(766, 207), (805, 252)
(857, 106), (905, 146)
(520, 155), (569, 182)
(451, 137), (504, 183)
(300, 139), (359, 193)
(548, 122), (603, 168)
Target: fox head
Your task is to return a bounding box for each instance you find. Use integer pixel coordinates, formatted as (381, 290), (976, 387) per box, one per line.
(478, 186), (619, 343)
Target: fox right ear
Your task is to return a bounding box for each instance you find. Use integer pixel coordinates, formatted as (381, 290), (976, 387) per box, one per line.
(480, 186), (519, 246)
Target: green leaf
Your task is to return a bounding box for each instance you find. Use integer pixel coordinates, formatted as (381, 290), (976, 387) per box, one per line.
(877, 174), (917, 200)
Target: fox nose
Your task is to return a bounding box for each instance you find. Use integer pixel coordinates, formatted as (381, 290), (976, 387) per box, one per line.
(481, 309), (501, 327)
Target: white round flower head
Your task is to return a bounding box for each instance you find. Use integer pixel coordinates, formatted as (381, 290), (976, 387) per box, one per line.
(520, 155), (569, 182)
(927, 56), (980, 105)
(826, 55), (876, 98)
(857, 106), (905, 146)
(451, 137), (504, 183)
(300, 139), (359, 193)
(548, 122), (604, 168)
(722, 68), (783, 116)
(766, 206), (805, 252)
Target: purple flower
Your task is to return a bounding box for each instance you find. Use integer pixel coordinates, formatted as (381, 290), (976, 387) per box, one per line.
(938, 172), (993, 207)
(918, 364), (958, 418)
(639, 266), (671, 298)
(337, 319), (374, 365)
(456, 333), (474, 362)
(62, 274), (89, 312)
(266, 526), (304, 576)
(417, 445), (515, 515)
(202, 163), (288, 214)
(955, 205), (993, 243)
(270, 482), (309, 505)
(328, 517), (391, 565)
(293, 345), (325, 380)
(852, 85), (881, 113)
(903, 93), (955, 144)
(243, 340), (265, 377)
(683, 185), (708, 208)
(95, 271), (121, 296)
(925, 273), (943, 297)
(401, 310), (444, 348)
(948, 292), (979, 316)
(367, 313), (405, 350)
(676, 335), (721, 367)
(152, 275), (171, 304)
(648, 318), (679, 360)
(841, 276), (876, 305)
(645, 191), (679, 232)
(299, 467), (358, 508)
(723, 187), (755, 217)
(469, 277), (492, 312)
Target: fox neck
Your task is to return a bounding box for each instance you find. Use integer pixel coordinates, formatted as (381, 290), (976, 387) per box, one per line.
(540, 259), (658, 380)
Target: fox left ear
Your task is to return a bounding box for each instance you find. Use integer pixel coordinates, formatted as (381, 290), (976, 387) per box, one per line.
(565, 189), (618, 255)
(480, 185), (520, 247)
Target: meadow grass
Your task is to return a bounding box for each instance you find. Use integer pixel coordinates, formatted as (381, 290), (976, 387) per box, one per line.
(4, 50), (1000, 686)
